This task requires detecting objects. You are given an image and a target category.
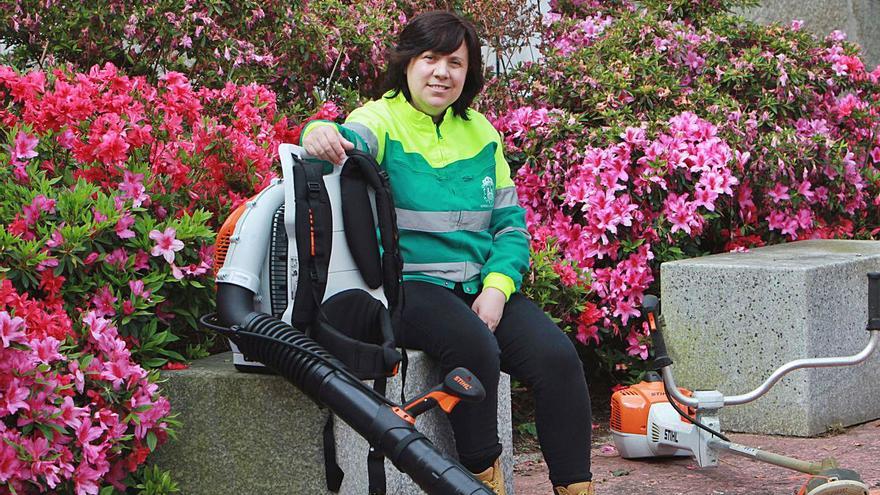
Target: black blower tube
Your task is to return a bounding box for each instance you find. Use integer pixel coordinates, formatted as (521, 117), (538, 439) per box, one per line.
(216, 283), (492, 495)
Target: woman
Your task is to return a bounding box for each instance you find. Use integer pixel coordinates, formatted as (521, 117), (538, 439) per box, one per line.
(302, 11), (594, 495)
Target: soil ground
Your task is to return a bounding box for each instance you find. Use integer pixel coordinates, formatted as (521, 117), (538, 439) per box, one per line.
(513, 417), (880, 495)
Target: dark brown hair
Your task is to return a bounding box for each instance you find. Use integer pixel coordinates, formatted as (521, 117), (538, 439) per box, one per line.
(379, 11), (484, 120)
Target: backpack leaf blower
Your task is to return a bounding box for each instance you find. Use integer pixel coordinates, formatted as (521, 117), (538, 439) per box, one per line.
(201, 144), (493, 495)
(611, 273), (880, 495)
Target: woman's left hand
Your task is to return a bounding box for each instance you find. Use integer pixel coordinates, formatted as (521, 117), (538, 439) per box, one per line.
(471, 287), (506, 332)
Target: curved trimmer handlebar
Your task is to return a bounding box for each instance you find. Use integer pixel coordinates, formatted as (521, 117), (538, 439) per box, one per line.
(648, 273), (880, 410)
(213, 284), (492, 495)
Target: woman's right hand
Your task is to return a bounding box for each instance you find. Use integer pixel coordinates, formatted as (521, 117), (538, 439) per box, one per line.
(302, 125), (354, 165)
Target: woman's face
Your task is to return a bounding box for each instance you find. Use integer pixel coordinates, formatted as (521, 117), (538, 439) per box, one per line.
(405, 41), (468, 120)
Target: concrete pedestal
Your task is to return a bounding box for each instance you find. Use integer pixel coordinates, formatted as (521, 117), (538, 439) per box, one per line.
(150, 351), (513, 494)
(661, 240), (880, 436)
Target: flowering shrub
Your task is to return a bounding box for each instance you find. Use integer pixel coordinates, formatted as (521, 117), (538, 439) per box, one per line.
(0, 0), (419, 114)
(487, 0), (880, 382)
(0, 63), (288, 366)
(0, 281), (174, 494)
(0, 0), (544, 115)
(0, 63), (311, 490)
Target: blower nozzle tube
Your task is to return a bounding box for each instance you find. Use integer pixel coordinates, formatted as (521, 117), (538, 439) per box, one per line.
(215, 283), (492, 495)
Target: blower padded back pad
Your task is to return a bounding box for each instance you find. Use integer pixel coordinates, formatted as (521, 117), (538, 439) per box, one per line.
(340, 163), (382, 289)
(316, 289), (401, 379)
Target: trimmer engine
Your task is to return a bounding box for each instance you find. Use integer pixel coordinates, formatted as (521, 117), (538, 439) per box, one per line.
(610, 372), (694, 459)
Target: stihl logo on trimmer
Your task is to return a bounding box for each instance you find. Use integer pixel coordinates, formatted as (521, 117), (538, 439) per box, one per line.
(453, 376), (472, 390)
(664, 429), (678, 443)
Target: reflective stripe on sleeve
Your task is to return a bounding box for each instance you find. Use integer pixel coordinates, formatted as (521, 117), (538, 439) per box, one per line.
(494, 226), (531, 240)
(342, 122), (379, 157)
(493, 186), (520, 209)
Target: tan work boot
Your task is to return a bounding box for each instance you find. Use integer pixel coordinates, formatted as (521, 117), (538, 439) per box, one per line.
(554, 481), (595, 495)
(473, 458), (506, 495)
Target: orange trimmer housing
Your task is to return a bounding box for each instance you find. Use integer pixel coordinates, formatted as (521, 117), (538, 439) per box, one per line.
(610, 380), (694, 435)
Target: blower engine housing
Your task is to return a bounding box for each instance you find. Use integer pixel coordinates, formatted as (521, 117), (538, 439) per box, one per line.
(214, 145), (387, 370)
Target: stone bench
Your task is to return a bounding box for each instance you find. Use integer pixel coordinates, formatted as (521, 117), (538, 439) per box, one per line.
(660, 239), (880, 436)
(149, 350), (513, 494)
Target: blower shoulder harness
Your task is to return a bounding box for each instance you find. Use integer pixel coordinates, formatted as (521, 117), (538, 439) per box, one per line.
(214, 147), (406, 494)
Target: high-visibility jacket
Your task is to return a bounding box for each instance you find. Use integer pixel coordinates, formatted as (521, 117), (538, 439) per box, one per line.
(302, 92), (529, 299)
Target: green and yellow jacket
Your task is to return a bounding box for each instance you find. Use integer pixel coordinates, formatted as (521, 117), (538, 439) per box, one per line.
(301, 92), (529, 299)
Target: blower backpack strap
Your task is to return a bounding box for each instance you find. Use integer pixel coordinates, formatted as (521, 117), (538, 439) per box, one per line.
(341, 150), (409, 404)
(291, 151), (404, 494)
(291, 160), (333, 329)
(340, 149), (404, 308)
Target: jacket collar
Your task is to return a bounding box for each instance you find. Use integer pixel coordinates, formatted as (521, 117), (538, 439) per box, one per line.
(384, 91), (454, 128)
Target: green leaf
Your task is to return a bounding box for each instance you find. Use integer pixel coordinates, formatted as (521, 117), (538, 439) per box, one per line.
(142, 357), (168, 369)
(516, 422), (537, 437)
(147, 431), (158, 452)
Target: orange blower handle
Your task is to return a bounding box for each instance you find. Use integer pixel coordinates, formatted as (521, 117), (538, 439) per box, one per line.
(403, 367), (485, 418)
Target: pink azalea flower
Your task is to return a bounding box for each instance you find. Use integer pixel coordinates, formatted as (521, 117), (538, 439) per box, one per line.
(46, 228), (65, 248)
(105, 248), (129, 269)
(74, 461), (102, 495)
(68, 360), (86, 394)
(59, 396), (87, 430)
(129, 280), (151, 299)
(29, 336), (64, 364)
(101, 356), (134, 390)
(170, 263), (185, 280)
(92, 208), (108, 224)
(577, 323), (600, 346)
(36, 256), (59, 272)
(95, 128), (130, 165)
(13, 131), (39, 160)
(0, 311), (26, 348)
(767, 184), (790, 203)
(115, 212), (136, 239)
(22, 194), (56, 225)
(119, 171), (149, 207)
(613, 298), (640, 326)
(133, 249), (151, 271)
(664, 193), (698, 235)
(1, 378), (30, 415)
(91, 286), (118, 318)
(0, 440), (24, 483)
(553, 262), (580, 286)
(626, 331), (649, 360)
(58, 128), (77, 149)
(149, 227), (184, 263)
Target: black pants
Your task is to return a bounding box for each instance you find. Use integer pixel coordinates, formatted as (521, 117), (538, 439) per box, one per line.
(396, 281), (592, 486)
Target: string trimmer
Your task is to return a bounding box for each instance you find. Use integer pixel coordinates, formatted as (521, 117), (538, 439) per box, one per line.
(611, 273), (880, 495)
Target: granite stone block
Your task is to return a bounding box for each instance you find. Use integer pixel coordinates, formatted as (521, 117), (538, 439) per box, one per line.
(150, 350), (514, 494)
(335, 350), (514, 495)
(660, 240), (880, 436)
(739, 0), (880, 68)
